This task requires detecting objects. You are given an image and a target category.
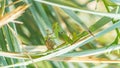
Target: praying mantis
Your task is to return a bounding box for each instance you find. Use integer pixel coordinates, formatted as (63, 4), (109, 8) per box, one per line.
(45, 23), (75, 51)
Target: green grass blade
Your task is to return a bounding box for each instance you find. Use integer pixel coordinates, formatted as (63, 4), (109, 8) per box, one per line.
(35, 0), (120, 19)
(63, 8), (93, 36)
(24, 0), (47, 37)
(61, 44), (120, 57)
(0, 0), (5, 17)
(34, 2), (52, 30)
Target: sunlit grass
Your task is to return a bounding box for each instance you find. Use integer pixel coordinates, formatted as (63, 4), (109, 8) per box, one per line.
(0, 0), (120, 68)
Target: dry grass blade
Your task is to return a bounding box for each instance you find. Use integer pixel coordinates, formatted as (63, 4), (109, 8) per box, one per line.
(0, 51), (26, 59)
(0, 45), (47, 59)
(49, 56), (120, 63)
(0, 5), (30, 28)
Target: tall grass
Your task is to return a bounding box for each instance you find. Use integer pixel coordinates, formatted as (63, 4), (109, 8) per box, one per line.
(0, 0), (120, 68)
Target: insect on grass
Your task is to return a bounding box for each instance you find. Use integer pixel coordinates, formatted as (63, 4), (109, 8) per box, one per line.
(45, 29), (56, 50)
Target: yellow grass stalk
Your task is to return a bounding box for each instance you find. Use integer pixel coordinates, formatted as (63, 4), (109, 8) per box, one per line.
(0, 5), (29, 28)
(50, 56), (120, 63)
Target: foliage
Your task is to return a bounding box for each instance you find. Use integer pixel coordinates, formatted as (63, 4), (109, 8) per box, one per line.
(0, 0), (120, 68)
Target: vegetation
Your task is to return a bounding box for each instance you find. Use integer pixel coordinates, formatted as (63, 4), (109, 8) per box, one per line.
(1, 0), (120, 68)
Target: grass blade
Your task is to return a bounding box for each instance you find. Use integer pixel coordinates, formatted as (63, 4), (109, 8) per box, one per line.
(35, 0), (120, 19)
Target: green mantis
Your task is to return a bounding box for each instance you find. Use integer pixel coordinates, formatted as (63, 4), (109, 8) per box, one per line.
(53, 23), (73, 43)
(45, 23), (74, 50)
